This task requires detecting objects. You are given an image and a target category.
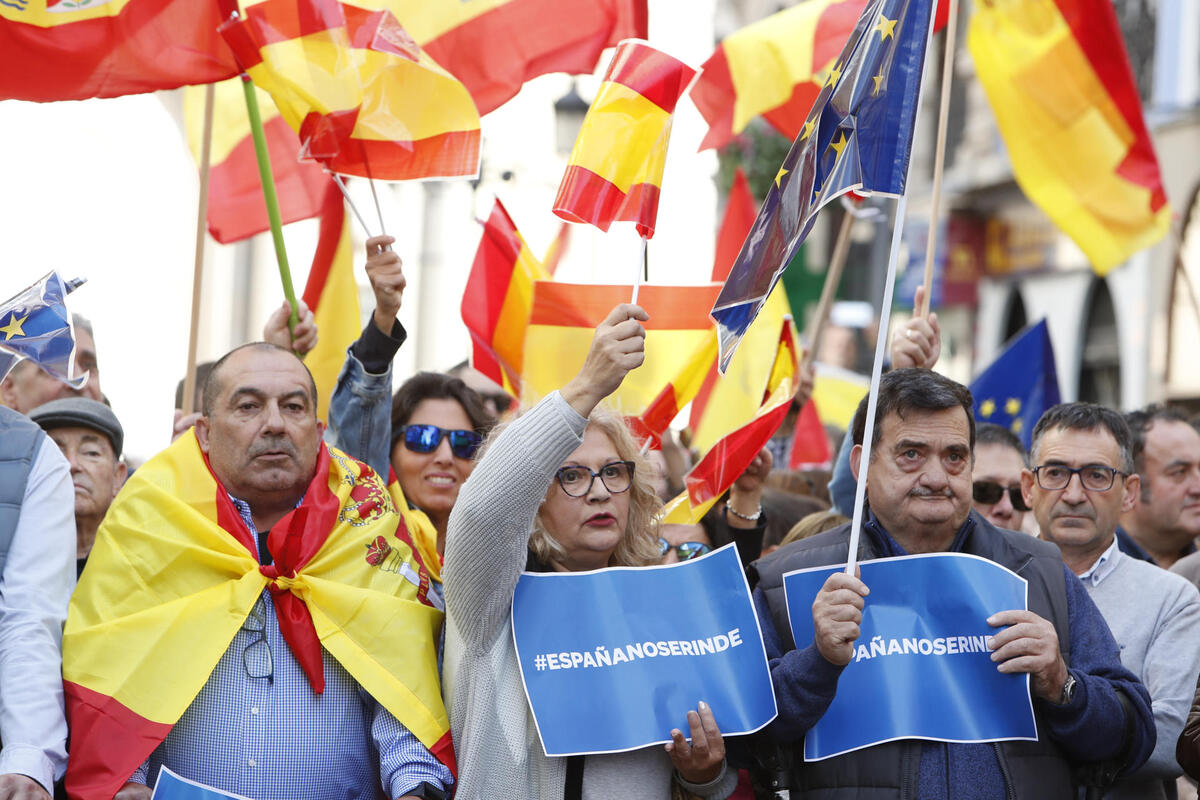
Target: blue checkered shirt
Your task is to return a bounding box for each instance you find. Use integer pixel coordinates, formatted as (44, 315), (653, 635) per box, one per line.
(129, 495), (452, 798)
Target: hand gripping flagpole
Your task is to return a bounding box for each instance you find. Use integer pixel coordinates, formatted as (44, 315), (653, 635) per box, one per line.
(239, 73), (300, 333)
(846, 0), (947, 574)
(917, 0), (960, 319)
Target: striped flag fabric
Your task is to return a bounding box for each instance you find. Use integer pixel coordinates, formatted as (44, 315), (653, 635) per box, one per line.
(301, 181), (362, 422)
(461, 198), (550, 398)
(690, 0), (867, 151)
(710, 0), (935, 370)
(389, 0), (647, 115)
(628, 329), (718, 449)
(63, 433), (451, 799)
(520, 282), (721, 415)
(968, 0), (1170, 274)
(184, 79), (329, 244)
(662, 317), (800, 524)
(0, 0), (237, 101)
(220, 0), (481, 181)
(788, 396), (832, 469)
(553, 40), (697, 239)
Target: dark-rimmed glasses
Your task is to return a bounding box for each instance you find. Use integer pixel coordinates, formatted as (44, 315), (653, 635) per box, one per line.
(242, 597), (274, 684)
(555, 461), (635, 497)
(398, 424), (483, 460)
(658, 538), (711, 561)
(972, 480), (1029, 511)
(1032, 464), (1124, 492)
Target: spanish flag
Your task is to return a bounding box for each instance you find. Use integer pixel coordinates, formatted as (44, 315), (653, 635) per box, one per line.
(520, 281), (721, 415)
(63, 433), (451, 799)
(460, 199), (550, 398)
(629, 329), (718, 449)
(968, 0), (1170, 274)
(220, 0), (481, 181)
(553, 40), (697, 239)
(662, 317), (799, 525)
(184, 78), (329, 245)
(302, 180), (362, 423)
(690, 0), (866, 151)
(383, 0), (647, 115)
(0, 0), (236, 101)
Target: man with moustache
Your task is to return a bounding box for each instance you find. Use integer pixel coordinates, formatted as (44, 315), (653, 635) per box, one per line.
(63, 343), (453, 800)
(749, 370), (1154, 798)
(1023, 403), (1200, 799)
(971, 423), (1031, 533)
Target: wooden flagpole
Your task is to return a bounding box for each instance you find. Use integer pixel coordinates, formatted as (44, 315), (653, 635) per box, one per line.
(182, 83), (216, 417)
(917, 0), (959, 318)
(803, 210), (856, 370)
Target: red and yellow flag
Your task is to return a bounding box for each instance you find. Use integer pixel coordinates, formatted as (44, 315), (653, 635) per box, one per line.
(63, 433), (449, 799)
(221, 0), (481, 180)
(968, 0), (1170, 274)
(0, 0), (237, 101)
(302, 180), (362, 422)
(381, 0), (647, 115)
(184, 79), (329, 244)
(461, 198), (550, 397)
(520, 281), (721, 415)
(788, 394), (832, 469)
(690, 0), (865, 151)
(663, 317), (800, 524)
(553, 40), (697, 239)
(628, 329), (718, 449)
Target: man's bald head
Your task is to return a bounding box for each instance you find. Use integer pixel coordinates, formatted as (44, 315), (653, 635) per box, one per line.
(201, 342), (317, 418)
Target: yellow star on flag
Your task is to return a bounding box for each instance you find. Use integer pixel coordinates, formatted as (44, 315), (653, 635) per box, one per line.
(980, 399), (996, 418)
(1005, 397), (1022, 416)
(872, 70), (885, 95)
(774, 166), (789, 187)
(800, 120), (816, 140)
(0, 313), (28, 341)
(1011, 419), (1024, 435)
(874, 14), (897, 40)
(829, 133), (848, 157)
(825, 62), (842, 87)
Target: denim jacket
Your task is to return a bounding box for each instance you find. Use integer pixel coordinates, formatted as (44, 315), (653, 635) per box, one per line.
(325, 320), (406, 478)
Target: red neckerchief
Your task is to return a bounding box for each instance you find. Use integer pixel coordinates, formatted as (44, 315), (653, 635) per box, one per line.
(204, 444), (339, 693)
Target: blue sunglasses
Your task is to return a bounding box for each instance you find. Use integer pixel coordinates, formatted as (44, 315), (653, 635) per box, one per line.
(398, 424), (483, 459)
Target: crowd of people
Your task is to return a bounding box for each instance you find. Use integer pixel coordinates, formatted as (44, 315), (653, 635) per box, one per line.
(1, 232), (1200, 800)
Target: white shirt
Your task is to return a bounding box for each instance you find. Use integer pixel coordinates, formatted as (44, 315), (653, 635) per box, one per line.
(1077, 537), (1121, 589)
(0, 438), (75, 791)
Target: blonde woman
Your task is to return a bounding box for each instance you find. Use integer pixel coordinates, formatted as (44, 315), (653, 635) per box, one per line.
(442, 305), (736, 799)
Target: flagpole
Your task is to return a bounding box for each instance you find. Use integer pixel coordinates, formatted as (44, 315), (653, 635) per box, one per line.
(917, 0), (960, 318)
(803, 210), (855, 370)
(846, 0), (945, 574)
(632, 236), (648, 305)
(240, 74), (299, 332)
(183, 83), (215, 418)
(332, 174), (374, 236)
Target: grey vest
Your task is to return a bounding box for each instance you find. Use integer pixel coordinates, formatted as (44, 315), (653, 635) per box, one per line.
(0, 407), (48, 577)
(749, 512), (1075, 800)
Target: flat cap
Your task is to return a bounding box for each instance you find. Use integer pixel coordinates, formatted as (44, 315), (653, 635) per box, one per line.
(29, 397), (124, 457)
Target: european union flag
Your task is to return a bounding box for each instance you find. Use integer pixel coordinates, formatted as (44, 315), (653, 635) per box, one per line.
(970, 319), (1061, 449)
(711, 0), (936, 371)
(0, 272), (88, 389)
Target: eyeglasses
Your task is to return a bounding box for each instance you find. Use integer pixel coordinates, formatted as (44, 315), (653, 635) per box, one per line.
(658, 538), (711, 561)
(972, 480), (1029, 511)
(398, 424), (483, 460)
(1032, 464), (1124, 493)
(242, 597), (273, 684)
(555, 461), (635, 497)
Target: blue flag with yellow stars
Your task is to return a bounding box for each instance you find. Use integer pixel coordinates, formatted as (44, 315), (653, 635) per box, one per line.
(0, 272), (88, 389)
(970, 319), (1061, 449)
(711, 0), (935, 371)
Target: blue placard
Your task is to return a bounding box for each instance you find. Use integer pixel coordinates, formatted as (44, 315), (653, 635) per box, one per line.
(151, 767), (252, 800)
(512, 544), (777, 756)
(783, 552), (1038, 761)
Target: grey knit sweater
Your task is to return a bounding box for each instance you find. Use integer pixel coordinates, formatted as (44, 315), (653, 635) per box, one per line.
(1085, 545), (1200, 800)
(442, 392), (737, 800)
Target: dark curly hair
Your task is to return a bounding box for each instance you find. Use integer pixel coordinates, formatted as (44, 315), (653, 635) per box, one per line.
(389, 372), (494, 449)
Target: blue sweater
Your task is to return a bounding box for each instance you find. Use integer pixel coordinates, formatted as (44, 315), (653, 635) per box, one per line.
(752, 520), (1156, 799)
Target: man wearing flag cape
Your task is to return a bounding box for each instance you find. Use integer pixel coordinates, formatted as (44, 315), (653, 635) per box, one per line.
(62, 343), (454, 800)
(747, 369), (1155, 796)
